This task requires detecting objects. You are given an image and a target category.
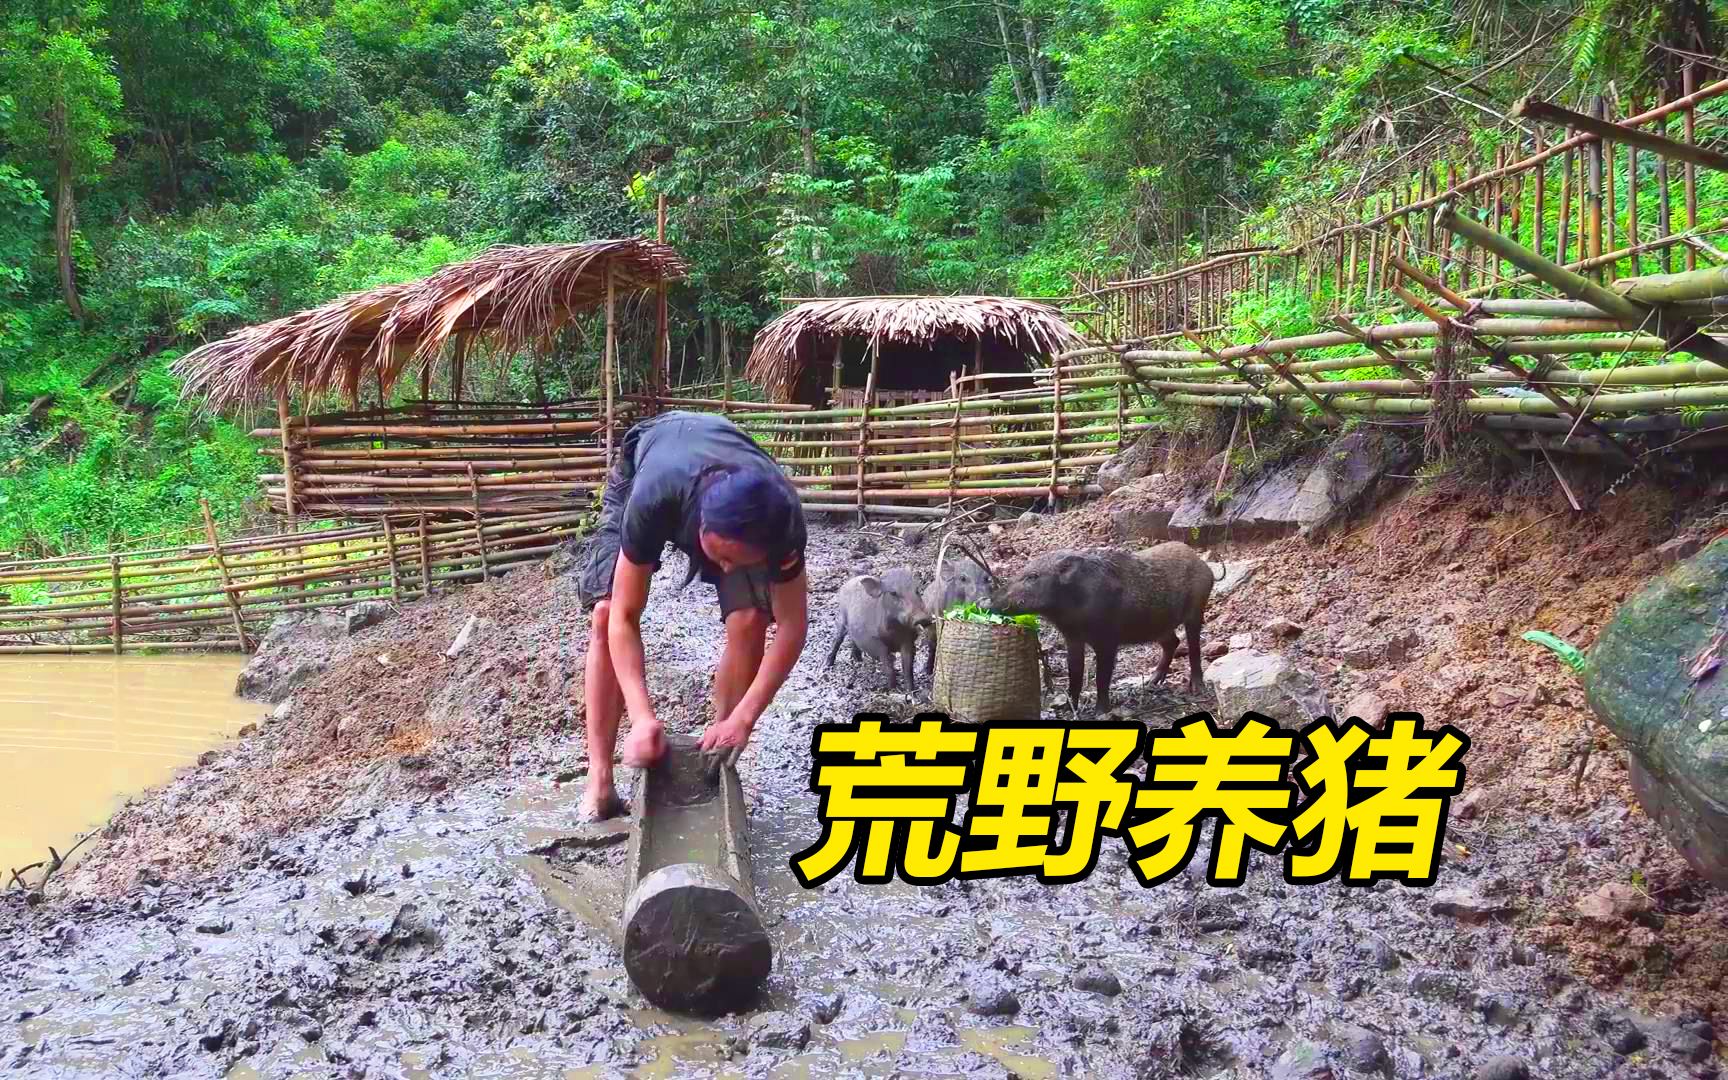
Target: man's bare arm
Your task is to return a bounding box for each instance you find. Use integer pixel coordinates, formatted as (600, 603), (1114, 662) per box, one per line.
(606, 553), (658, 728)
(731, 567), (808, 725)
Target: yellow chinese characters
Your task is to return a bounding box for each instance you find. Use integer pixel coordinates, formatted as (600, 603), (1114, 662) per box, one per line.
(790, 712), (1469, 888)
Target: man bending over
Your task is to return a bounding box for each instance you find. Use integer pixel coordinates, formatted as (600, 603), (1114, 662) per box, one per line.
(576, 410), (809, 820)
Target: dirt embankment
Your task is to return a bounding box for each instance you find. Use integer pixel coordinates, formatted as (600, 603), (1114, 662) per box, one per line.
(5, 469), (1728, 1078)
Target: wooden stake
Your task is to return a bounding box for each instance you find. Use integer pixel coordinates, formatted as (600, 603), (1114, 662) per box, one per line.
(200, 499), (252, 651)
(1658, 85), (1674, 272)
(604, 264), (616, 466)
(1588, 97), (1605, 280)
(382, 516), (402, 601)
(418, 513), (433, 598)
(1627, 100), (1640, 279)
(945, 371), (966, 512)
(109, 555), (122, 654)
(657, 193), (670, 400)
(1684, 64), (1699, 272)
(855, 345), (879, 522)
(469, 465), (490, 582)
(1048, 352), (1063, 510)
(1533, 127), (1546, 260)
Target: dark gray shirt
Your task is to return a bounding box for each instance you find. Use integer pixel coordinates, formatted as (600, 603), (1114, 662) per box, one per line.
(618, 411), (807, 584)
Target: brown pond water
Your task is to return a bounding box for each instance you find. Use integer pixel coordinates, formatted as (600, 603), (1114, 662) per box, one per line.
(0, 654), (263, 872)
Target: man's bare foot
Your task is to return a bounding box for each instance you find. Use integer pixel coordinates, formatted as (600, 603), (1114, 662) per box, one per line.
(621, 723), (669, 768)
(579, 786), (627, 822)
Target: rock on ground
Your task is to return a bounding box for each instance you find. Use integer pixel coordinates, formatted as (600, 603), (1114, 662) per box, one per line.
(1205, 649), (1333, 724)
(1583, 536), (1728, 885)
(234, 612), (350, 703)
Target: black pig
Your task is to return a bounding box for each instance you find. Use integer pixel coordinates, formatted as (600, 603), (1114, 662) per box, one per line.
(989, 543), (1222, 711)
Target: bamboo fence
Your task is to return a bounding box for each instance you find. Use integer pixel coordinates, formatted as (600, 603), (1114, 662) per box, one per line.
(1082, 68), (1728, 343)
(0, 508), (584, 653)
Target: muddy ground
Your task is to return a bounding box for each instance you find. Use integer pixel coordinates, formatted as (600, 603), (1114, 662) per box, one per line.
(4, 475), (1727, 1078)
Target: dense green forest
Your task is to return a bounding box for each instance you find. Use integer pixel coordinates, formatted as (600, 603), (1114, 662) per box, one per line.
(0, 0), (1721, 553)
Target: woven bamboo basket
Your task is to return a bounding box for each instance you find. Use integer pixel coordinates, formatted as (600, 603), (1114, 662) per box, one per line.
(931, 618), (1042, 722)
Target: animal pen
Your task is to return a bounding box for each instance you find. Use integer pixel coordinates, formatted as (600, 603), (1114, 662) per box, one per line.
(0, 64), (1725, 652)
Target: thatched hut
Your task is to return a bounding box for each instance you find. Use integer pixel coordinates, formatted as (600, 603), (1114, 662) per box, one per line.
(172, 239), (687, 410)
(743, 296), (1086, 407)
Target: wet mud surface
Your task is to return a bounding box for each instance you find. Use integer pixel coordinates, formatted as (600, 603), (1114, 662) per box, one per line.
(4, 493), (1727, 1077)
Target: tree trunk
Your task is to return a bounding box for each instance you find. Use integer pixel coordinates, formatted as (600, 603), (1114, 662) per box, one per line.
(1021, 11), (1048, 108)
(54, 148), (86, 326)
(994, 4), (1030, 114)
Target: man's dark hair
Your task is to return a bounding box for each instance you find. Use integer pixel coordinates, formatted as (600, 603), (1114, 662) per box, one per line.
(699, 465), (796, 548)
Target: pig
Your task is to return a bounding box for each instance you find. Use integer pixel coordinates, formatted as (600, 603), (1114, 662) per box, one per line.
(826, 567), (934, 692)
(988, 543), (1223, 712)
(920, 552), (992, 677)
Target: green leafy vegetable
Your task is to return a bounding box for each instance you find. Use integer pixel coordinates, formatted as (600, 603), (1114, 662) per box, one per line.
(943, 602), (1038, 631)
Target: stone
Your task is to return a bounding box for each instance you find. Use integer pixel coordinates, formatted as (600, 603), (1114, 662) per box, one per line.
(345, 600), (394, 635)
(1165, 429), (1414, 543)
(965, 970), (1020, 1017)
(747, 1011), (810, 1051)
(1017, 511), (1039, 530)
(1597, 1013), (1647, 1055)
(1229, 632), (1254, 651)
(850, 535), (880, 557)
(1455, 788), (1487, 820)
(1384, 629), (1422, 663)
(1111, 506), (1174, 544)
(1097, 431), (1165, 493)
(1485, 686), (1523, 709)
(1655, 535), (1705, 566)
(803, 991), (844, 1025)
(1335, 636), (1380, 669)
(1068, 965), (1121, 997)
(1206, 650), (1333, 725)
(1342, 1027), (1389, 1074)
(1201, 640), (1229, 660)
(1264, 617), (1304, 639)
(1269, 1042), (1334, 1080)
(1356, 938), (1399, 971)
(1209, 559), (1260, 601)
(1473, 1056), (1528, 1080)
(270, 700), (294, 725)
(1344, 691), (1390, 728)
(1584, 536), (1728, 886)
(1429, 887), (1516, 924)
(235, 612), (349, 704)
(1574, 882), (1651, 923)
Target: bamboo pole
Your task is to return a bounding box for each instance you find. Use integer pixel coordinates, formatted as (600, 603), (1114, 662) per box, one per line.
(854, 345), (879, 522)
(382, 516), (401, 601)
(1684, 64), (1699, 272)
(109, 555), (122, 654)
(604, 264), (616, 466)
(1048, 352), (1063, 510)
(469, 466), (490, 582)
(1588, 99), (1604, 280)
(1512, 84), (1728, 175)
(1658, 84), (1674, 272)
(1437, 201), (1728, 368)
(945, 370), (965, 512)
(418, 514), (433, 599)
(1603, 99), (1616, 281)
(1627, 100), (1640, 278)
(200, 499), (252, 651)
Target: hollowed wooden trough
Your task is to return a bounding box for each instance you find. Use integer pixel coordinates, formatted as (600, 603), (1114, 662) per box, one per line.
(622, 736), (772, 1016)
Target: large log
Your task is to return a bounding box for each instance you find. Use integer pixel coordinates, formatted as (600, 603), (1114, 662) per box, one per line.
(622, 737), (770, 1016)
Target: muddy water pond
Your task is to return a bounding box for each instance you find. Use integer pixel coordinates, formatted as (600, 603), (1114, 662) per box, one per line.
(0, 654), (263, 872)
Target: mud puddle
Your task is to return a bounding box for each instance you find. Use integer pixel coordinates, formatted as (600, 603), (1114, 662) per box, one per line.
(0, 654), (264, 871)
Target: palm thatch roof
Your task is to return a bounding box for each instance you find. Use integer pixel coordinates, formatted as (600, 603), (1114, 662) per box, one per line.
(173, 239), (687, 408)
(744, 295), (1085, 401)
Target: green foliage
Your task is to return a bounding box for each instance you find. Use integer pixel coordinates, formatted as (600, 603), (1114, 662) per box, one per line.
(942, 601), (1039, 631)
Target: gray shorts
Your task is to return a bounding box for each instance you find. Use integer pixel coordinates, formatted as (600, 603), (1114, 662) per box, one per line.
(578, 451), (776, 624)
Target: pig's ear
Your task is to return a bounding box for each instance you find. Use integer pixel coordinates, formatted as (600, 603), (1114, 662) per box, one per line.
(859, 575), (884, 597)
(1055, 555), (1084, 586)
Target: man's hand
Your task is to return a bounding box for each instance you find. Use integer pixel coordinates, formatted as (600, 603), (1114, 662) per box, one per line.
(698, 706), (758, 753)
